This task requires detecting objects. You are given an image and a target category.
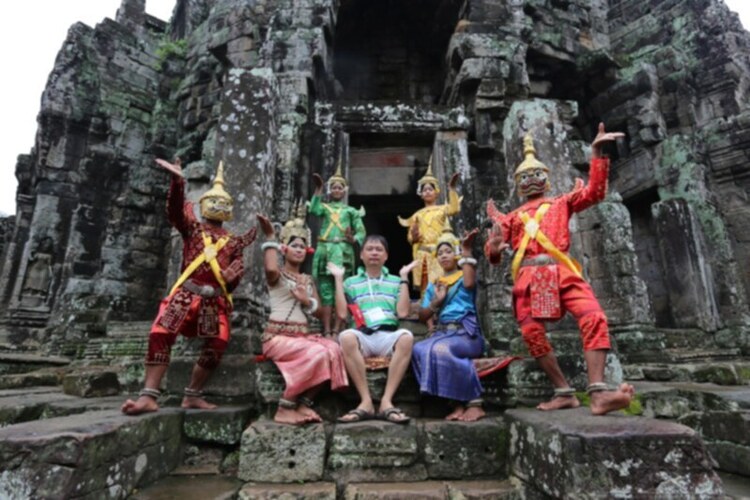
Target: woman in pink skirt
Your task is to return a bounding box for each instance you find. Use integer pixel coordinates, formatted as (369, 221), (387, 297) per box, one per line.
(257, 206), (348, 425)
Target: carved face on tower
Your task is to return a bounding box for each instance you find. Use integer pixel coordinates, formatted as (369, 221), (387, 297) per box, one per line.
(199, 162), (234, 222)
(514, 134), (551, 199)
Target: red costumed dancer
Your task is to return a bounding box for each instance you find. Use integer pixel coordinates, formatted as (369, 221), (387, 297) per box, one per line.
(122, 158), (257, 415)
(485, 123), (634, 415)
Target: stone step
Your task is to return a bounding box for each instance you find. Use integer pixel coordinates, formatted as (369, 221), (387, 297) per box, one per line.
(506, 407), (724, 498)
(237, 480), (518, 499)
(625, 361), (750, 385)
(238, 417), (508, 485)
(0, 409), (183, 499)
(0, 367), (63, 390)
(665, 347), (743, 363)
(0, 352), (71, 375)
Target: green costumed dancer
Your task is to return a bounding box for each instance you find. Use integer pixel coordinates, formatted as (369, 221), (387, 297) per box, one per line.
(309, 160), (366, 336)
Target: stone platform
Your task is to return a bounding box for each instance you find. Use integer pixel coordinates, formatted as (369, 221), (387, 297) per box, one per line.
(507, 407), (724, 498)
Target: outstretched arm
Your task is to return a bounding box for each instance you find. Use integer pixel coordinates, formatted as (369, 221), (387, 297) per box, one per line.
(258, 214), (280, 286)
(460, 228), (479, 289)
(570, 123), (625, 212)
(328, 263), (349, 323)
(157, 158), (192, 235)
(397, 260), (419, 318)
(445, 173), (461, 216)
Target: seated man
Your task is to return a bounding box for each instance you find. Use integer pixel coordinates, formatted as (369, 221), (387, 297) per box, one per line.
(328, 235), (417, 423)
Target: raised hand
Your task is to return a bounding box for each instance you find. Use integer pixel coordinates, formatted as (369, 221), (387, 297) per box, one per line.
(290, 275), (310, 303)
(327, 262), (345, 279)
(461, 228), (479, 254)
(486, 224), (508, 254)
(155, 157), (184, 177)
(400, 259), (419, 280)
(256, 214), (276, 239)
(433, 282), (448, 304)
(312, 173), (324, 195)
(449, 172), (460, 190)
(591, 122), (625, 158)
(410, 223), (421, 243)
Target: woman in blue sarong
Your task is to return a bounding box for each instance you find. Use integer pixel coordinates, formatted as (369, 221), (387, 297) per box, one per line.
(412, 225), (504, 421)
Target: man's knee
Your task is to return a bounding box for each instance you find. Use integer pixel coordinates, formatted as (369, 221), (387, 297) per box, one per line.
(339, 330), (360, 352)
(146, 332), (176, 365)
(394, 332), (413, 353)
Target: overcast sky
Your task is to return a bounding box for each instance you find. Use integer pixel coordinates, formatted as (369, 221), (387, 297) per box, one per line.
(0, 1), (748, 216)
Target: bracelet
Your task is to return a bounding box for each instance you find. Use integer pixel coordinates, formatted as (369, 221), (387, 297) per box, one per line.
(429, 302), (440, 313)
(458, 257), (477, 267)
(302, 297), (318, 315)
(261, 241), (281, 252)
(400, 279), (409, 285)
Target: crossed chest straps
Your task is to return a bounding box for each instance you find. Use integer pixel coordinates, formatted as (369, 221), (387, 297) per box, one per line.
(169, 231), (233, 306)
(319, 204), (346, 241)
(510, 203), (583, 283)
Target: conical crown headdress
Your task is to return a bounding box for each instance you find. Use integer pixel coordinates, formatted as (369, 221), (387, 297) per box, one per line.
(435, 217), (460, 255)
(280, 199), (312, 245)
(327, 154), (347, 188)
(514, 134), (550, 179)
(417, 154), (441, 194)
(200, 161), (233, 203)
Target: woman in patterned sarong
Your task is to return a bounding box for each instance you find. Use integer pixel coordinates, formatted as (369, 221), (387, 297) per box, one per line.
(412, 227), (505, 421)
(258, 209), (348, 425)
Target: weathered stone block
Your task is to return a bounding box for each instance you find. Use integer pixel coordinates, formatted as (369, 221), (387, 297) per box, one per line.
(328, 420), (426, 483)
(166, 354), (256, 400)
(506, 408), (723, 498)
(0, 409), (183, 499)
(183, 406), (253, 446)
(446, 480), (519, 499)
(419, 417), (508, 479)
(62, 369), (121, 398)
(238, 420), (327, 482)
(705, 441), (750, 477)
(343, 481), (447, 499)
(238, 482), (336, 500)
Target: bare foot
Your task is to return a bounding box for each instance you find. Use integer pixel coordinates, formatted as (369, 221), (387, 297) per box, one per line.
(274, 406), (309, 425)
(121, 396), (159, 415)
(181, 396), (217, 410)
(590, 385), (634, 416)
(459, 406), (486, 422)
(445, 406), (465, 421)
(297, 405), (323, 423)
(537, 395), (581, 411)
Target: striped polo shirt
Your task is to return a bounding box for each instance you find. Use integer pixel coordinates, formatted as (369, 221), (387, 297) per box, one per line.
(343, 266), (401, 330)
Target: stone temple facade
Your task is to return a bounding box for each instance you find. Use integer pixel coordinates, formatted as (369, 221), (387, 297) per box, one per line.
(1, 0), (749, 364)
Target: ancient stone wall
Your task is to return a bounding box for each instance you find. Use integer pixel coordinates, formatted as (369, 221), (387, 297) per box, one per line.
(1, 0), (748, 359)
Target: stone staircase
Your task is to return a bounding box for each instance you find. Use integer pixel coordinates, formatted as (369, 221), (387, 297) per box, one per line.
(0, 316), (748, 498)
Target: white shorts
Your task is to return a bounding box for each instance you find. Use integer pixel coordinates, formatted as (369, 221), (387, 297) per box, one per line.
(339, 328), (413, 357)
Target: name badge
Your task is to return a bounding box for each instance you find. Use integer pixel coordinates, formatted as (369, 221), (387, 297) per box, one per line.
(363, 307), (387, 325)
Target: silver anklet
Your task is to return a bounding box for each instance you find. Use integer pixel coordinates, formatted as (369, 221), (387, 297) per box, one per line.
(184, 387), (204, 398)
(139, 388), (161, 400)
(586, 382), (608, 394)
(553, 387), (576, 397)
(298, 396), (315, 408)
(466, 398), (483, 408)
(278, 398), (297, 409)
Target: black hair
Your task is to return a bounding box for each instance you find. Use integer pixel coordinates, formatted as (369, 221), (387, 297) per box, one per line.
(362, 234), (388, 253)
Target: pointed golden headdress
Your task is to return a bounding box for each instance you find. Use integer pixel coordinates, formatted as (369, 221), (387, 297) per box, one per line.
(280, 199), (312, 245)
(327, 154), (347, 188)
(417, 154), (441, 194)
(514, 134), (550, 179)
(199, 161), (234, 221)
(435, 217), (460, 255)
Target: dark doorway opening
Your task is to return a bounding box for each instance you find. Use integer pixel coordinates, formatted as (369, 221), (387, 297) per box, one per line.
(624, 187), (671, 327)
(349, 194), (422, 295)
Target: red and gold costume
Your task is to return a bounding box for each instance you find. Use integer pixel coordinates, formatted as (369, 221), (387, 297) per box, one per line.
(147, 174), (256, 369)
(485, 140), (611, 358)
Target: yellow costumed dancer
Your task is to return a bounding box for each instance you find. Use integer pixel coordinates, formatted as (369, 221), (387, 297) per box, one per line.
(398, 156), (460, 291)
